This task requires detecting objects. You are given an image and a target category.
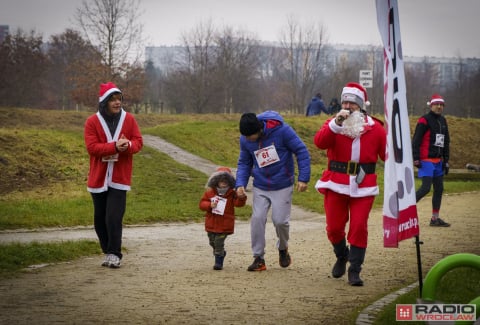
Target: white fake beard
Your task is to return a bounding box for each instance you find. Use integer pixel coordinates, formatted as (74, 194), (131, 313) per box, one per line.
(341, 111), (366, 139)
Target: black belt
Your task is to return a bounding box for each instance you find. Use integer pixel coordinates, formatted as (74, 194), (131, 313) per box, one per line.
(329, 161), (376, 175)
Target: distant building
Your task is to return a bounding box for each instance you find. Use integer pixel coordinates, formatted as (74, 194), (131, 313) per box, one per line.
(145, 46), (184, 75)
(0, 25), (9, 43)
(405, 55), (480, 92)
(145, 43), (480, 96)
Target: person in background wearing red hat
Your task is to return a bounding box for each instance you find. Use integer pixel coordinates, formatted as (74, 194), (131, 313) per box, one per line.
(199, 167), (247, 270)
(313, 82), (386, 286)
(412, 94), (450, 227)
(84, 82), (143, 268)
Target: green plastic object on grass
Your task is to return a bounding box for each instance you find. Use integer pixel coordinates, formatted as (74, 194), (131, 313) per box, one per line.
(421, 253), (480, 324)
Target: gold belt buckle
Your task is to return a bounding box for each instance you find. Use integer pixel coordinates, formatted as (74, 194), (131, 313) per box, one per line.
(347, 161), (358, 175)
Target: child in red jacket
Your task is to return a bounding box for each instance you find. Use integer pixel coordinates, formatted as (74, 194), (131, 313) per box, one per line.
(199, 167), (247, 270)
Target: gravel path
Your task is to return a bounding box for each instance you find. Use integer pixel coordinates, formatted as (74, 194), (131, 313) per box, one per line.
(0, 135), (478, 325)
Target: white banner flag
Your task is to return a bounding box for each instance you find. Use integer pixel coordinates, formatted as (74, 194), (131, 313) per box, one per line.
(376, 0), (419, 247)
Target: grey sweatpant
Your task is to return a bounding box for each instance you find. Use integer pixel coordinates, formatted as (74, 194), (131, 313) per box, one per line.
(250, 185), (293, 258)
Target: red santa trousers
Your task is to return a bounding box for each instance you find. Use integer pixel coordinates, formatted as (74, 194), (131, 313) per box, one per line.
(323, 189), (375, 249)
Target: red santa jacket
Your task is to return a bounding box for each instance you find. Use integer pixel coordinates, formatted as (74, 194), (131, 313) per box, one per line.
(313, 115), (386, 197)
(84, 109), (143, 193)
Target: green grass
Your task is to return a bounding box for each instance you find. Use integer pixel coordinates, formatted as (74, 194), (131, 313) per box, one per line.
(1, 115), (478, 229)
(127, 146), (252, 223)
(373, 267), (480, 324)
(0, 135), (252, 229)
(0, 240), (101, 278)
(144, 118), (480, 214)
(145, 120), (242, 167)
(144, 115), (328, 169)
(0, 109), (479, 321)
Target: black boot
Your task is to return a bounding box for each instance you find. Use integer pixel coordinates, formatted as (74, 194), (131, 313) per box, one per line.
(331, 239), (349, 278)
(213, 251), (226, 270)
(348, 245), (365, 286)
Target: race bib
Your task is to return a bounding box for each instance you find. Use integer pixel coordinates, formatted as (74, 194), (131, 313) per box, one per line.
(434, 134), (445, 147)
(254, 145), (280, 168)
(212, 196), (227, 215)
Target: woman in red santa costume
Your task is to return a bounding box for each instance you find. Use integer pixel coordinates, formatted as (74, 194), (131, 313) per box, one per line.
(84, 82), (143, 268)
(313, 82), (386, 286)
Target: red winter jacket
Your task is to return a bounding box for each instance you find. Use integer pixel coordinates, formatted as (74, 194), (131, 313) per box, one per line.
(199, 188), (247, 234)
(199, 170), (247, 234)
(84, 110), (143, 193)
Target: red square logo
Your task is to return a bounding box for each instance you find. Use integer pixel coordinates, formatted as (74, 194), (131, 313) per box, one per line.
(396, 304), (413, 321)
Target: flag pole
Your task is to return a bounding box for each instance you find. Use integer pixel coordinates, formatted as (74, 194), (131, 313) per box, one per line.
(414, 235), (423, 296)
(376, 0), (422, 298)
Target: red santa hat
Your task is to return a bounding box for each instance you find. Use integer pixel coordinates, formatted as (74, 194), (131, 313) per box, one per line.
(427, 94), (444, 106)
(98, 82), (122, 103)
(341, 82), (370, 108)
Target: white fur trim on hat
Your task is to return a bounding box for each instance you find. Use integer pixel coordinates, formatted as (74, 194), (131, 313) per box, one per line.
(427, 98), (445, 105)
(342, 86), (369, 107)
(342, 86), (365, 102)
(99, 87), (122, 102)
(427, 94), (444, 106)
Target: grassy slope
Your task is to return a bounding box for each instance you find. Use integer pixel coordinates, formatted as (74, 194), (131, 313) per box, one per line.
(0, 108), (479, 309)
(0, 107), (479, 229)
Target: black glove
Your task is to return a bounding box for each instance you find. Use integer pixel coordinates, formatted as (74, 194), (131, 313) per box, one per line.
(414, 160), (422, 168)
(443, 162), (449, 175)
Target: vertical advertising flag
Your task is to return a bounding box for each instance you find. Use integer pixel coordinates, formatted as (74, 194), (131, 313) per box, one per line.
(376, 0), (419, 247)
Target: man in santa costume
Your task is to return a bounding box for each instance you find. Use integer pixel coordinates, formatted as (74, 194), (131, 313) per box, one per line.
(84, 82), (143, 268)
(313, 82), (386, 286)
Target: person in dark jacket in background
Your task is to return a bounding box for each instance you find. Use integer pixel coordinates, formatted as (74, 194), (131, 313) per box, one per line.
(306, 93), (329, 116)
(412, 94), (451, 227)
(199, 167), (247, 270)
(328, 98), (341, 114)
(235, 111), (311, 271)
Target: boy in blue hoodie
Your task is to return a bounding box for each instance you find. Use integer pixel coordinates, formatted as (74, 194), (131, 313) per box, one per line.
(235, 111), (311, 271)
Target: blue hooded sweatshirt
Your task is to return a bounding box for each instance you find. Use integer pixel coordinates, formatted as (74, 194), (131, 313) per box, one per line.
(306, 96), (328, 116)
(236, 110), (311, 191)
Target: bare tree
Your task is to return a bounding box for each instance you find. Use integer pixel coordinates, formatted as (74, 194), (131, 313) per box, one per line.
(254, 45), (292, 110)
(464, 64), (480, 118)
(0, 29), (47, 108)
(177, 20), (217, 113)
(405, 57), (437, 116)
(164, 70), (188, 113)
(121, 62), (146, 113)
(46, 29), (104, 110)
(74, 0), (144, 78)
(444, 57), (471, 117)
(144, 60), (163, 113)
(279, 15), (327, 114)
(69, 57), (109, 110)
(215, 27), (260, 114)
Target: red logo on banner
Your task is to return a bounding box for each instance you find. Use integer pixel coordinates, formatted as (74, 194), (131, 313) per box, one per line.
(396, 305), (413, 321)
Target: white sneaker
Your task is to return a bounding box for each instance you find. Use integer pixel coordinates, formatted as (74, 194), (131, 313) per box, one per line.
(101, 254), (110, 267)
(108, 254), (121, 268)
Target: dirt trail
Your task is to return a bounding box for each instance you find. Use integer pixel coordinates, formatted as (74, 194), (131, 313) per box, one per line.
(0, 135), (478, 325)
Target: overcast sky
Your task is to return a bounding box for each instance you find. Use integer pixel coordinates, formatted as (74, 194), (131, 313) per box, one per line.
(1, 0), (479, 58)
